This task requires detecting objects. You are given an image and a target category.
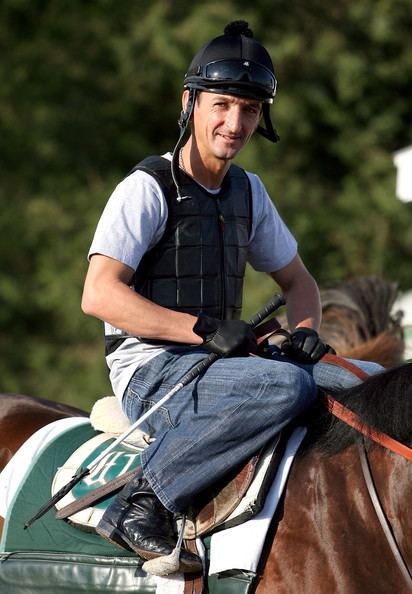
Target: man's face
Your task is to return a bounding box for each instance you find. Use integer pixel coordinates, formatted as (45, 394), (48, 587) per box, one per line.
(190, 91), (262, 163)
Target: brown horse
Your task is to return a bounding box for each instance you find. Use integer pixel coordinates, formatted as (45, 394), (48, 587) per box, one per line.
(0, 394), (87, 538)
(1, 362), (412, 592)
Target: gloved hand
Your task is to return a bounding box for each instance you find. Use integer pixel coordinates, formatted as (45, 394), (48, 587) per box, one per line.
(281, 327), (335, 364)
(193, 314), (257, 357)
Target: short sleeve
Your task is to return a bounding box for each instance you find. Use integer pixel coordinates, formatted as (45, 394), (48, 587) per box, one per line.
(246, 172), (298, 272)
(88, 170), (168, 271)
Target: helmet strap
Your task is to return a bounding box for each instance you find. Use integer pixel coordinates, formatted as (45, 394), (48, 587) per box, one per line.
(172, 88), (197, 200)
(178, 87), (196, 133)
(256, 103), (280, 143)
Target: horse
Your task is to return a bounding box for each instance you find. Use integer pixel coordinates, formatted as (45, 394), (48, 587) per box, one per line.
(1, 362), (412, 593)
(0, 393), (87, 539)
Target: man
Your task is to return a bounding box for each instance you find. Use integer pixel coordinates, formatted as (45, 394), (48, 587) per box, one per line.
(82, 21), (380, 572)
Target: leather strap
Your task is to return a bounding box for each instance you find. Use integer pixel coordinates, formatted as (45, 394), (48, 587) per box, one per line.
(358, 438), (412, 591)
(321, 353), (369, 380)
(326, 395), (412, 462)
(55, 467), (141, 520)
(323, 354), (412, 460)
(254, 317), (281, 345)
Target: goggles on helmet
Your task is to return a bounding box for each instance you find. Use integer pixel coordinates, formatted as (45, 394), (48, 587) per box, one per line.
(185, 59), (277, 102)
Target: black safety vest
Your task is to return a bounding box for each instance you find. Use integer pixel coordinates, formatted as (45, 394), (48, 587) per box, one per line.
(105, 155), (252, 354)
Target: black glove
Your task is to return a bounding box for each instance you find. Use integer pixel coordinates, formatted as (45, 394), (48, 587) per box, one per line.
(281, 327), (335, 364)
(193, 314), (257, 357)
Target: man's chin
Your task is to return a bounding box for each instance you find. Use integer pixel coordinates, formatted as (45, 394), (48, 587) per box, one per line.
(214, 145), (241, 161)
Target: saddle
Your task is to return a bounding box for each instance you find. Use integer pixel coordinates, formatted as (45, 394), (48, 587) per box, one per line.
(52, 396), (286, 540)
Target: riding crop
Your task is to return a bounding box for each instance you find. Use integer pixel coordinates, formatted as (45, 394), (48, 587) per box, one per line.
(24, 293), (285, 529)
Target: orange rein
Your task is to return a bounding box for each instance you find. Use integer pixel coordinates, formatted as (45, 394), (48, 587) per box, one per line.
(323, 353), (412, 462)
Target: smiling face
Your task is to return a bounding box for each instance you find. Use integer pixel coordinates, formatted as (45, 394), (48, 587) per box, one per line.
(188, 91), (262, 165)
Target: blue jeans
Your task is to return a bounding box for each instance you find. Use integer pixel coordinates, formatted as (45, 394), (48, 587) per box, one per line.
(123, 347), (382, 513)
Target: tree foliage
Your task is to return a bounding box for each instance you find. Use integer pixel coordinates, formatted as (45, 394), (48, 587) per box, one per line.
(1, 0), (411, 408)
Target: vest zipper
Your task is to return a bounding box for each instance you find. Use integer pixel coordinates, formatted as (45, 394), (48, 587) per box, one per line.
(216, 199), (226, 319)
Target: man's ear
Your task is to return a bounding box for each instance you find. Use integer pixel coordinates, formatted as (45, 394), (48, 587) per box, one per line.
(182, 89), (198, 122)
(182, 89), (190, 113)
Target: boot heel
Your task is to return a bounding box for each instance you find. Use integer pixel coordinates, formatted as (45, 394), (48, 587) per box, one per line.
(96, 520), (134, 552)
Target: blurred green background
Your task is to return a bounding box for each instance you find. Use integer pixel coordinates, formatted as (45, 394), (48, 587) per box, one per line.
(1, 0), (412, 410)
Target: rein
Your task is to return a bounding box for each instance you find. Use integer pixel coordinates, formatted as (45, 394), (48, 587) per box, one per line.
(322, 353), (412, 462)
(323, 354), (412, 591)
(325, 394), (412, 462)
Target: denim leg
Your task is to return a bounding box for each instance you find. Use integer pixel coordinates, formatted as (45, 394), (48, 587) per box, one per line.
(312, 358), (384, 391)
(266, 347), (384, 391)
(122, 348), (317, 513)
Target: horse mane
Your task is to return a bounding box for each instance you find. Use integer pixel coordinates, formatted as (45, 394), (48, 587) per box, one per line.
(341, 328), (405, 369)
(300, 361), (412, 455)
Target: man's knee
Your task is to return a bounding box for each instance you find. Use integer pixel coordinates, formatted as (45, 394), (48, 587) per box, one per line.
(288, 364), (317, 407)
(263, 361), (317, 408)
(347, 359), (384, 376)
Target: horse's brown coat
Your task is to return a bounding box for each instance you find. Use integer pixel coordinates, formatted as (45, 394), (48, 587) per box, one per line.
(256, 445), (412, 594)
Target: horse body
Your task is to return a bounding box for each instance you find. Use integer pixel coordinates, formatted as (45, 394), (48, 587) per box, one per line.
(257, 360), (412, 593)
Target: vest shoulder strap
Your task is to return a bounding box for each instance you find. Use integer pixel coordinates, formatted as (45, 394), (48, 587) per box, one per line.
(126, 155), (176, 198)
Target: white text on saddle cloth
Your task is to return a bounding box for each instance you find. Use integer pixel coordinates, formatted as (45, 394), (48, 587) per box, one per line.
(83, 451), (140, 487)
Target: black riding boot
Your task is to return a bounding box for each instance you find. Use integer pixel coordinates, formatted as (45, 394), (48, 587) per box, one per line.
(96, 475), (202, 573)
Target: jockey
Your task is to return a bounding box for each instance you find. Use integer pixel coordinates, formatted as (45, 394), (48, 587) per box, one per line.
(82, 21), (381, 572)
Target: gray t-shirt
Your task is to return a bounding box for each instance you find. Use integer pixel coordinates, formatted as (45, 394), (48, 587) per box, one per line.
(88, 154), (298, 400)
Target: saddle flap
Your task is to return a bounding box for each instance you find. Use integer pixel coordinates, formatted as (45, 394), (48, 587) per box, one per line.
(183, 431), (285, 539)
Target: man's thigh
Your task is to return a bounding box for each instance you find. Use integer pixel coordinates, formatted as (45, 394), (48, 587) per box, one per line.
(123, 348), (315, 433)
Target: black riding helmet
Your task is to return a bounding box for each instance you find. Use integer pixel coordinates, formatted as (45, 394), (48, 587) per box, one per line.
(180, 21), (279, 141)
(185, 21), (276, 103)
(172, 21), (279, 199)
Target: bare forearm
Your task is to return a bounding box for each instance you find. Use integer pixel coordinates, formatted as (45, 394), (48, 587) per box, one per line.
(82, 256), (202, 344)
(270, 254), (322, 332)
(283, 275), (321, 331)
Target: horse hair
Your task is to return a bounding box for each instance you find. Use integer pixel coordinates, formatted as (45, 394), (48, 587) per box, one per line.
(300, 360), (412, 455)
(277, 276), (405, 368)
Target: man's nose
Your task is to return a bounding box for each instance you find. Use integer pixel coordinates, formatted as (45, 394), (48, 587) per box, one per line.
(225, 106), (242, 132)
